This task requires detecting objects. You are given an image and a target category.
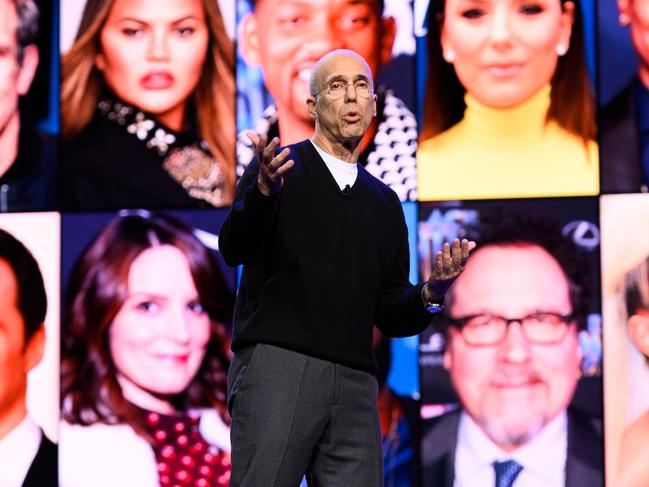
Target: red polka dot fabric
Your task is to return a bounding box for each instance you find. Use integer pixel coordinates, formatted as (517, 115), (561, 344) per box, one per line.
(145, 411), (230, 486)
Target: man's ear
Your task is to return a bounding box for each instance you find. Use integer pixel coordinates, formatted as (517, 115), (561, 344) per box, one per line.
(16, 45), (39, 96)
(628, 313), (649, 357)
(306, 95), (318, 120)
(239, 12), (262, 66)
(379, 16), (397, 66)
(574, 335), (584, 377)
(24, 324), (45, 373)
(443, 336), (453, 370)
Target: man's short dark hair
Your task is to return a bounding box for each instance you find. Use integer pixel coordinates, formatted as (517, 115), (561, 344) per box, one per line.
(442, 210), (592, 332)
(0, 228), (47, 343)
(11, 0), (39, 64)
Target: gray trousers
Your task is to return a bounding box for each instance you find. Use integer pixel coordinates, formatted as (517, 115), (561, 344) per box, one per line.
(228, 344), (383, 487)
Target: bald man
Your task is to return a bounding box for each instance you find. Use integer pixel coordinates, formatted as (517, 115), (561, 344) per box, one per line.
(220, 49), (474, 486)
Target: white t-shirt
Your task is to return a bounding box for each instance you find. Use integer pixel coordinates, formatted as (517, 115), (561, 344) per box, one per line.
(310, 140), (358, 191)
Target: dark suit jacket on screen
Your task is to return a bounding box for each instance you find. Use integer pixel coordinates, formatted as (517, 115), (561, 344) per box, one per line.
(599, 79), (647, 194)
(420, 409), (603, 487)
(22, 432), (57, 487)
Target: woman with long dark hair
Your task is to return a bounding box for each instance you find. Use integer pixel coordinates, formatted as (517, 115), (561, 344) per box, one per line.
(59, 213), (233, 486)
(417, 0), (598, 200)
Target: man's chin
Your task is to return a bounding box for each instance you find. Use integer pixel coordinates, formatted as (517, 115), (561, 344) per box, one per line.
(336, 132), (364, 147)
(341, 124), (368, 138)
(479, 413), (547, 451)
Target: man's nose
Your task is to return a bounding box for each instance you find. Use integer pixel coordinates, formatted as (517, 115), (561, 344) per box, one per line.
(301, 16), (344, 58)
(344, 83), (358, 102)
(498, 321), (532, 363)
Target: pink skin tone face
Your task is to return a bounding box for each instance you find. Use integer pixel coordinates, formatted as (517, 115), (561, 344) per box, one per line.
(0, 0), (38, 171)
(441, 0), (574, 109)
(619, 309), (649, 487)
(109, 245), (211, 414)
(444, 244), (582, 451)
(307, 53), (377, 157)
(0, 260), (43, 438)
(619, 0), (649, 88)
(95, 0), (209, 131)
(241, 0), (394, 126)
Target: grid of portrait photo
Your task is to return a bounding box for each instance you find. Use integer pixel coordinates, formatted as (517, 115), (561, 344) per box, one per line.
(0, 0), (647, 486)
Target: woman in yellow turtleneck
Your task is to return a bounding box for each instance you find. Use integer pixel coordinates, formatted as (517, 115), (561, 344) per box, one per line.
(418, 0), (598, 201)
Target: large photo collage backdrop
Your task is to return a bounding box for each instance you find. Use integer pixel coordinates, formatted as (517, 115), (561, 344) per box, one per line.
(0, 0), (647, 485)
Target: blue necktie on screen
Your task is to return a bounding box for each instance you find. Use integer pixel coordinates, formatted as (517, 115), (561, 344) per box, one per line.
(493, 459), (523, 487)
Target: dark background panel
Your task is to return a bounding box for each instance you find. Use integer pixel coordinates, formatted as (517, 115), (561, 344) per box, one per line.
(23, 0), (58, 133)
(598, 0), (638, 106)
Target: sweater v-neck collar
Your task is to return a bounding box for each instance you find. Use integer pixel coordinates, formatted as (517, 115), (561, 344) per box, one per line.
(301, 139), (365, 197)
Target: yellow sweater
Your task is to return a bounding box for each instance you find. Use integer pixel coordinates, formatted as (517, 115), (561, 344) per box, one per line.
(417, 86), (599, 201)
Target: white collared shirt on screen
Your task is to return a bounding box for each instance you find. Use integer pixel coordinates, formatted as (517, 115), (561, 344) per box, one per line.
(0, 416), (42, 487)
(454, 410), (567, 487)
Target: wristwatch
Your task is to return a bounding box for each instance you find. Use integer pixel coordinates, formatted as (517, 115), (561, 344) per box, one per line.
(421, 284), (444, 314)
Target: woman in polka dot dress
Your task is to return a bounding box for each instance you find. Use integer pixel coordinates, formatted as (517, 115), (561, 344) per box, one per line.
(59, 213), (233, 487)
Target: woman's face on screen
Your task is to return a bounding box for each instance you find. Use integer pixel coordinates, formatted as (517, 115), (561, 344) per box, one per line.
(109, 245), (211, 412)
(440, 0), (574, 108)
(95, 0), (209, 131)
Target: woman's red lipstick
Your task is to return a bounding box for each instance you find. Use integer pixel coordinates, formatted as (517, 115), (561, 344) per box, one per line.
(140, 72), (175, 89)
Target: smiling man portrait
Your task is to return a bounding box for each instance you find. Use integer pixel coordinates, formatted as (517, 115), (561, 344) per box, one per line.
(0, 228), (55, 487)
(237, 0), (418, 201)
(421, 213), (603, 487)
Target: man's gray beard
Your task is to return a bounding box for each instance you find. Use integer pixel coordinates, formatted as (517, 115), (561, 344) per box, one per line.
(478, 411), (548, 450)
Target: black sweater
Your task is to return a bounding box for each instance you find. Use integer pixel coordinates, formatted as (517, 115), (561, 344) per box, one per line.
(219, 140), (433, 373)
(0, 126), (57, 213)
(61, 107), (214, 211)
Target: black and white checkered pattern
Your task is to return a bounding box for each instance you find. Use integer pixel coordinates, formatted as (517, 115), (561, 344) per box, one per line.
(236, 90), (418, 201)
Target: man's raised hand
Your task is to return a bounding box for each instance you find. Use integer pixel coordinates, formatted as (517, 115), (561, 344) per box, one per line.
(247, 132), (295, 196)
(424, 238), (476, 302)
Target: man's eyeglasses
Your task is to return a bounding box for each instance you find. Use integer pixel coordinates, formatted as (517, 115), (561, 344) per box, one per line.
(448, 312), (576, 346)
(321, 79), (373, 99)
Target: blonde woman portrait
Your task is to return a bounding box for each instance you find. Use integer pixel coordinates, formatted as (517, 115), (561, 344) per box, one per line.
(601, 195), (649, 487)
(60, 0), (235, 210)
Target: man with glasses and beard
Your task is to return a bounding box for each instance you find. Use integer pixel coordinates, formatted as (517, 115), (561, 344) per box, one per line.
(422, 213), (603, 487)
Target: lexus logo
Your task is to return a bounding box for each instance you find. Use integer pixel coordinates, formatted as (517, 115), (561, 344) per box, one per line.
(562, 220), (600, 250)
